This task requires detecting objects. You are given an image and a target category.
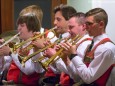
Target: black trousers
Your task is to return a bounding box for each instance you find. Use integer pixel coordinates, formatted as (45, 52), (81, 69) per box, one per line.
(39, 76), (60, 86)
(0, 70), (8, 85)
(80, 83), (97, 86)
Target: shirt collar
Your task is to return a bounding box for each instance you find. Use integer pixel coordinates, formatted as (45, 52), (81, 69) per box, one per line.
(93, 33), (109, 43)
(40, 27), (44, 34)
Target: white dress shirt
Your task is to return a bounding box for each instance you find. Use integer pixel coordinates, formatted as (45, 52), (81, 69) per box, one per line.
(3, 42), (44, 75)
(0, 27), (46, 75)
(68, 33), (115, 84)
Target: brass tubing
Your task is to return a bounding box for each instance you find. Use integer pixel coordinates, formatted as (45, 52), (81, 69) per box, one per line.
(21, 38), (63, 67)
(41, 35), (82, 70)
(43, 48), (63, 70)
(13, 27), (57, 51)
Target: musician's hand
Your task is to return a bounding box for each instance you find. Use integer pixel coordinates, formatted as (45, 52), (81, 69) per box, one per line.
(44, 38), (51, 45)
(0, 45), (11, 56)
(43, 48), (56, 58)
(70, 44), (77, 54)
(32, 38), (46, 52)
(55, 44), (61, 50)
(18, 48), (29, 57)
(2, 80), (14, 85)
(59, 42), (77, 55)
(0, 38), (5, 44)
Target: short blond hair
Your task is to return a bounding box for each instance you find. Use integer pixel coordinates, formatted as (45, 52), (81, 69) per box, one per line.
(19, 5), (43, 28)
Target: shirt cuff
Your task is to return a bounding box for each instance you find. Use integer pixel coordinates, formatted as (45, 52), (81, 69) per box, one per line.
(71, 56), (83, 68)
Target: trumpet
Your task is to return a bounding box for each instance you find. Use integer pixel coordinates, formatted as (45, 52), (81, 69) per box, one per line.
(40, 35), (83, 70)
(14, 27), (57, 61)
(13, 27), (57, 52)
(0, 32), (20, 48)
(21, 37), (64, 67)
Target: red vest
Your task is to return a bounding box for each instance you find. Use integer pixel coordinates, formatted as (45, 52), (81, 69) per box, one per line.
(84, 38), (114, 86)
(7, 61), (39, 86)
(7, 45), (39, 86)
(60, 38), (92, 86)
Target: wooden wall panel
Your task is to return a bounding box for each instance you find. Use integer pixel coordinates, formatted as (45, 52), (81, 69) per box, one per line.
(51, 0), (67, 27)
(0, 0), (14, 33)
(0, 0), (67, 33)
(0, 0), (1, 34)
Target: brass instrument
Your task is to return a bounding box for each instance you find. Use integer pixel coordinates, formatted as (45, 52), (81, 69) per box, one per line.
(0, 32), (20, 48)
(13, 27), (57, 52)
(21, 37), (64, 67)
(40, 35), (83, 70)
(13, 27), (57, 62)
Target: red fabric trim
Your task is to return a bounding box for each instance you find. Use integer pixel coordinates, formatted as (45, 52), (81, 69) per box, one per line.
(77, 38), (92, 47)
(84, 38), (113, 86)
(112, 64), (115, 66)
(7, 61), (39, 86)
(60, 72), (70, 86)
(44, 29), (49, 37)
(45, 67), (57, 77)
(85, 38), (112, 63)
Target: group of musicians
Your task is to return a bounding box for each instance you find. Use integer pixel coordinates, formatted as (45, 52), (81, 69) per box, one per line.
(0, 4), (115, 86)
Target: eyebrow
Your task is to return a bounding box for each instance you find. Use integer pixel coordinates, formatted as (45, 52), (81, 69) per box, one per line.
(85, 21), (94, 25)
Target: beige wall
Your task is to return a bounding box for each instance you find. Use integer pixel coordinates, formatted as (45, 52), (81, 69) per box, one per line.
(67, 0), (115, 42)
(67, 0), (92, 13)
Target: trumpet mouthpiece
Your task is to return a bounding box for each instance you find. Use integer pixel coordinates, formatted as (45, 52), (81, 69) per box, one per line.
(17, 32), (20, 35)
(53, 26), (57, 30)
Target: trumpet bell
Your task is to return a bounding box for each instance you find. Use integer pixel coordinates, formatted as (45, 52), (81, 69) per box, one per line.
(0, 30), (20, 48)
(0, 30), (18, 40)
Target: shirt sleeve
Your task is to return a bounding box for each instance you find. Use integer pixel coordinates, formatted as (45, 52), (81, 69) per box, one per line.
(71, 44), (115, 84)
(0, 56), (12, 73)
(11, 51), (44, 75)
(31, 52), (45, 73)
(0, 57), (4, 73)
(67, 58), (83, 82)
(66, 39), (90, 81)
(11, 53), (35, 75)
(55, 58), (68, 74)
(4, 56), (12, 70)
(44, 56), (62, 74)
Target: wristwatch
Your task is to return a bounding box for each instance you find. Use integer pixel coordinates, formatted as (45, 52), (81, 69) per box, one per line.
(69, 54), (77, 60)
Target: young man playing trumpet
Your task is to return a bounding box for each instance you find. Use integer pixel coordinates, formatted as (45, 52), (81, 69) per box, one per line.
(0, 5), (46, 85)
(37, 4), (77, 86)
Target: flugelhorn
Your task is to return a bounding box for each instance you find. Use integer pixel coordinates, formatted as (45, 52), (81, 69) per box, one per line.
(40, 35), (83, 70)
(13, 27), (57, 52)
